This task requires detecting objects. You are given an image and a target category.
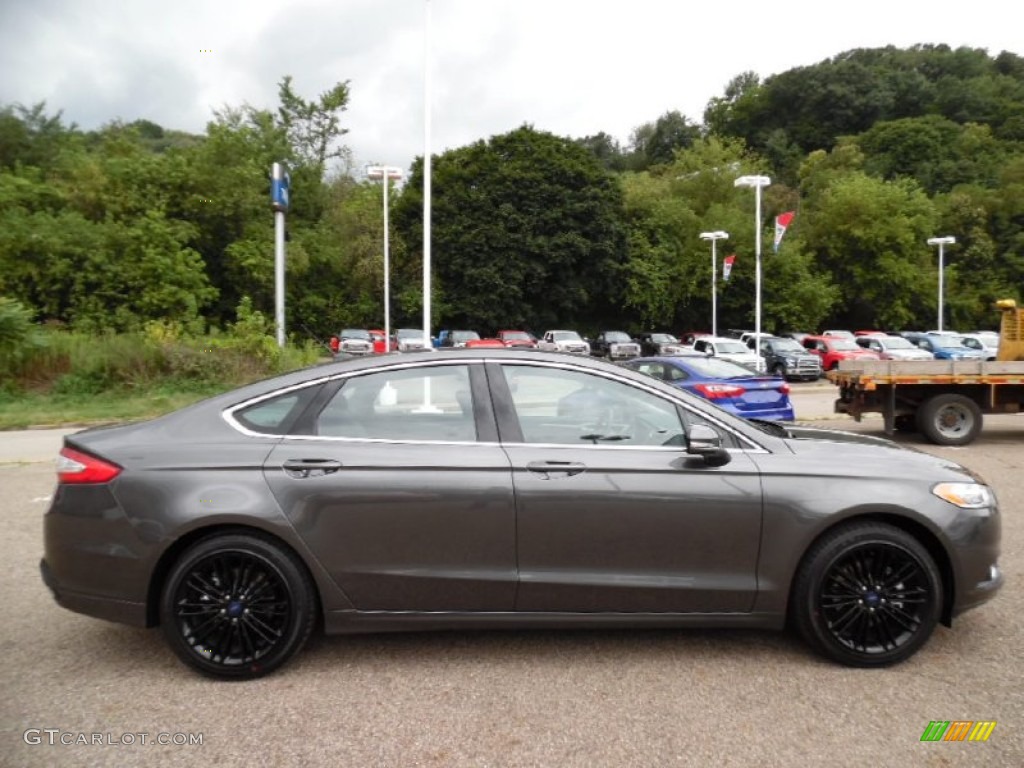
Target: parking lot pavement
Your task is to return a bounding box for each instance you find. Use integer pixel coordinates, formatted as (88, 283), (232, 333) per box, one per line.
(2, 418), (1022, 767)
(0, 428), (79, 465)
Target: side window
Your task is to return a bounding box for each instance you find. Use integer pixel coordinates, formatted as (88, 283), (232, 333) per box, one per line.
(634, 362), (665, 379)
(499, 364), (685, 447)
(694, 340), (707, 353)
(233, 386), (320, 435)
(316, 365), (476, 442)
(665, 365), (689, 382)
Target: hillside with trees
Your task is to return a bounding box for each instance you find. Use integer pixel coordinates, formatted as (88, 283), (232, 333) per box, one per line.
(2, 44), (1023, 358)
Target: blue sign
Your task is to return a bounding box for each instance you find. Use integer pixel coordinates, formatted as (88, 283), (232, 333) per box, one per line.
(271, 163), (290, 212)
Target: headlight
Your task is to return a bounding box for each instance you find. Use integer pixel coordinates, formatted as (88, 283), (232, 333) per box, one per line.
(932, 482), (994, 509)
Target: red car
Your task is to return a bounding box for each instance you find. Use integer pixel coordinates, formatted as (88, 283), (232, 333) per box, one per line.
(498, 330), (538, 348)
(802, 335), (881, 371)
(466, 337), (506, 349)
(368, 329), (394, 354)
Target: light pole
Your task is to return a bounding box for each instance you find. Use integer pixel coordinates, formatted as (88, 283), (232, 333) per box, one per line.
(366, 165), (403, 351)
(927, 236), (956, 332)
(734, 175), (771, 370)
(699, 231), (729, 337)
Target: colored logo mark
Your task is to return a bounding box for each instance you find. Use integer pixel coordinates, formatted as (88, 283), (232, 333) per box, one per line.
(920, 720), (996, 742)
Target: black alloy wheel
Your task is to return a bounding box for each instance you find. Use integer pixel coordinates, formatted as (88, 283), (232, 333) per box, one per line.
(160, 533), (316, 680)
(793, 523), (942, 666)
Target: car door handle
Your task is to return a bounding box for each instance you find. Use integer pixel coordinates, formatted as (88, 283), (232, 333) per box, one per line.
(282, 459), (344, 478)
(526, 461), (587, 479)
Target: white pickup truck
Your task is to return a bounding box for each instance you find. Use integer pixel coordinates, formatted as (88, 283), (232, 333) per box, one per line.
(537, 330), (591, 355)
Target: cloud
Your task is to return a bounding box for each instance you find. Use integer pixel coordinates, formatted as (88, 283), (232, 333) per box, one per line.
(2, 0), (1021, 174)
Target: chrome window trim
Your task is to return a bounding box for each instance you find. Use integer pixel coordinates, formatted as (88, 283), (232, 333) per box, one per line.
(222, 356), (771, 453)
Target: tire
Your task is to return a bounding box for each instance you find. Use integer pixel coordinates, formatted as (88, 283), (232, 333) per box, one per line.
(792, 522), (942, 667)
(771, 364), (786, 377)
(160, 533), (317, 680)
(916, 394), (983, 446)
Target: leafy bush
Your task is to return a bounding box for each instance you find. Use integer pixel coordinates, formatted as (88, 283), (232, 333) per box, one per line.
(0, 296), (45, 374)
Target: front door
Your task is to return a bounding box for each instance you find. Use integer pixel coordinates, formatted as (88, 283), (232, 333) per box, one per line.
(491, 362), (763, 613)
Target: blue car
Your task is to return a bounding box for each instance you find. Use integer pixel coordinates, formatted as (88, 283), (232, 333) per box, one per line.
(623, 355), (795, 421)
(902, 332), (988, 361)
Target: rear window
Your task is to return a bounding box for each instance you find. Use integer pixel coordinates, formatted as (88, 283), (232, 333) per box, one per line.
(233, 386), (320, 435)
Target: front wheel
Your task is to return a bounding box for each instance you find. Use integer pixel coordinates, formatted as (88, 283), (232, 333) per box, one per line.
(160, 533), (317, 680)
(916, 393), (983, 446)
(792, 522), (942, 667)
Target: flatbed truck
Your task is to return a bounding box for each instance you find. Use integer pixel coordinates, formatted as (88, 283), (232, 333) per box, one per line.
(828, 299), (1024, 445)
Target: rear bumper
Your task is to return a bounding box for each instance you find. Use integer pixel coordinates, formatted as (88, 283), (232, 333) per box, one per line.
(40, 558), (148, 627)
(727, 404), (795, 421)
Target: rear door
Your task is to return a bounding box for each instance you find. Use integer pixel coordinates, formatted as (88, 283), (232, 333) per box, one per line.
(262, 361), (516, 611)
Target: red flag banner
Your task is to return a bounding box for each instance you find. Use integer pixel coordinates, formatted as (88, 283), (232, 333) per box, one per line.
(723, 254), (736, 281)
(774, 211), (795, 253)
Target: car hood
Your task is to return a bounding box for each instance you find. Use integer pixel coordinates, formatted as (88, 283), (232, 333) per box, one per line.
(772, 424), (981, 482)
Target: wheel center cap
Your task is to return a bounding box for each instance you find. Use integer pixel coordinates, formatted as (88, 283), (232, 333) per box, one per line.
(226, 600), (244, 617)
(864, 591), (881, 606)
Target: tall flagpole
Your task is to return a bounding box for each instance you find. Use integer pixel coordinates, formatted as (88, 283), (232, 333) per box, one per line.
(422, 0), (432, 350)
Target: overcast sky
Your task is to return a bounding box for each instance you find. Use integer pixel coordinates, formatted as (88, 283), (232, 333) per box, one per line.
(2, 0), (1022, 175)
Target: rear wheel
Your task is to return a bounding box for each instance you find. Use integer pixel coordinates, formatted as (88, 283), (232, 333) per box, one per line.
(771, 364), (786, 377)
(792, 522), (942, 667)
(160, 533), (316, 680)
(916, 394), (983, 446)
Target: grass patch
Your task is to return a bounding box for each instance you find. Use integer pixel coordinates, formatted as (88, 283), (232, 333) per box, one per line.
(0, 386), (229, 430)
(0, 326), (327, 429)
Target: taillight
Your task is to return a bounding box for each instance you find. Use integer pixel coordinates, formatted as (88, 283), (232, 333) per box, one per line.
(779, 383), (791, 395)
(57, 447), (122, 484)
(694, 383), (746, 400)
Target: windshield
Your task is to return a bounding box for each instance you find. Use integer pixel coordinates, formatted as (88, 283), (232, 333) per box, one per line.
(396, 329), (423, 339)
(502, 331), (531, 341)
(769, 339), (803, 353)
(929, 336), (970, 350)
(452, 331), (480, 341)
(715, 341), (750, 354)
(829, 340), (860, 351)
(883, 337), (916, 350)
(340, 329), (371, 340)
(604, 331), (632, 342)
(553, 331), (583, 341)
(650, 334), (678, 343)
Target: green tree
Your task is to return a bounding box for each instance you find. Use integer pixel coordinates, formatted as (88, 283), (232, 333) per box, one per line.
(799, 163), (939, 329)
(276, 75), (351, 174)
(394, 126), (628, 332)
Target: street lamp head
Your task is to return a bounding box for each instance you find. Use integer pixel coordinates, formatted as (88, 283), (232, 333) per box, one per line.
(699, 231), (729, 241)
(927, 236), (956, 246)
(734, 175), (771, 188)
(366, 165), (404, 181)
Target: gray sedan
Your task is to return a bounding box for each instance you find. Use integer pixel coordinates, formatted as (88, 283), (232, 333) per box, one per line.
(41, 350), (1002, 679)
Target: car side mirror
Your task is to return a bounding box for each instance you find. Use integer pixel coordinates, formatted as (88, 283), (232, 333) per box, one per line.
(687, 425), (731, 466)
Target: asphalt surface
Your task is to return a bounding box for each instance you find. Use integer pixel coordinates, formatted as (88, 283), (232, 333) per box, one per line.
(2, 403), (1022, 767)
